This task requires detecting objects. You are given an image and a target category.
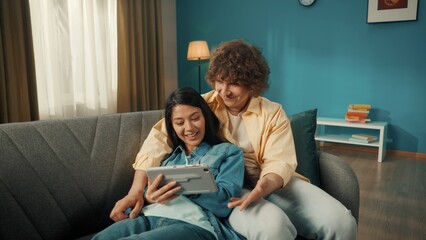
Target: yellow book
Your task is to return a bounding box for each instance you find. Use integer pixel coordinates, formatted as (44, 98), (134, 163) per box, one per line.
(348, 104), (372, 111)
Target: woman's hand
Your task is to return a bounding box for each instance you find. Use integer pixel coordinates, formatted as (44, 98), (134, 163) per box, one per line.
(145, 174), (182, 205)
(227, 173), (283, 211)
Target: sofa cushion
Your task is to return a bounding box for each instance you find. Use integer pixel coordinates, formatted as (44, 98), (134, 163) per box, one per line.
(289, 109), (320, 186)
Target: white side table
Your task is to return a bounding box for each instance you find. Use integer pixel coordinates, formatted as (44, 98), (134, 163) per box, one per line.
(315, 117), (388, 162)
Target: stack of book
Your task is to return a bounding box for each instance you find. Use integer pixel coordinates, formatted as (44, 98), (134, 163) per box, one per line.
(345, 104), (371, 123)
(349, 134), (378, 143)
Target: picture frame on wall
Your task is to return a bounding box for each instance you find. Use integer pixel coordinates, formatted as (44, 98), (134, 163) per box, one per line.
(367, 0), (418, 23)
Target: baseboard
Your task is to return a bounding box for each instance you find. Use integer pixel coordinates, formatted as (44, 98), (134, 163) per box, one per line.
(319, 142), (426, 160)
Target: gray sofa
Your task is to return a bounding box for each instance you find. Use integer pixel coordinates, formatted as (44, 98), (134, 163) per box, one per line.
(0, 110), (359, 240)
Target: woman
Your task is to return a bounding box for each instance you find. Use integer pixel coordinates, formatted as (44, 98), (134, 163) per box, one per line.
(95, 87), (244, 240)
(111, 40), (357, 240)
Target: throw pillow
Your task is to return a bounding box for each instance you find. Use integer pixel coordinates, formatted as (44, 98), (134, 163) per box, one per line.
(288, 108), (320, 186)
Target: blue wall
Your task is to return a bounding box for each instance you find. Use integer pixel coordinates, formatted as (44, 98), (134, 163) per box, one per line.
(176, 0), (426, 153)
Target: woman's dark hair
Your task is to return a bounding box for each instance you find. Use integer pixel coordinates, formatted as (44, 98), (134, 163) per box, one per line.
(165, 87), (224, 150)
(206, 39), (270, 97)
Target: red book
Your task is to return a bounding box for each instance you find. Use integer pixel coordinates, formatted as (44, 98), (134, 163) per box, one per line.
(345, 117), (371, 123)
(345, 112), (369, 119)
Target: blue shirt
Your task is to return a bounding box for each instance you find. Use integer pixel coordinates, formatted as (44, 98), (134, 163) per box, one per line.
(143, 142), (244, 240)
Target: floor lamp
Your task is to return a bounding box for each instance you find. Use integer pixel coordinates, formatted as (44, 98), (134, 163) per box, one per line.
(187, 41), (210, 93)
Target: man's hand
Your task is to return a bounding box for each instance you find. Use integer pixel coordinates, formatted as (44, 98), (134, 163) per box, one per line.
(227, 173), (283, 211)
(110, 193), (144, 222)
(110, 170), (148, 222)
(145, 174), (181, 204)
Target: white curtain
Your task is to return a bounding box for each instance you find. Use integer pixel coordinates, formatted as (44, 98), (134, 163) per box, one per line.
(29, 0), (117, 119)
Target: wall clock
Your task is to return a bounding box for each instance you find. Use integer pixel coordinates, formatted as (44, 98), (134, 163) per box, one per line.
(299, 0), (316, 7)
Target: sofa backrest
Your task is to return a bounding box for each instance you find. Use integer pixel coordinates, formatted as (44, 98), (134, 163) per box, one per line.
(0, 110), (164, 240)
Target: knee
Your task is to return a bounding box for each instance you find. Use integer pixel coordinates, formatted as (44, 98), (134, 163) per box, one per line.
(338, 212), (358, 240)
(243, 215), (297, 240)
(320, 211), (358, 240)
(229, 201), (297, 240)
(257, 211), (297, 239)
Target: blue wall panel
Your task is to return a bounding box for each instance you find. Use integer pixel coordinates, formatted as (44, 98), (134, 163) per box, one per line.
(176, 0), (426, 153)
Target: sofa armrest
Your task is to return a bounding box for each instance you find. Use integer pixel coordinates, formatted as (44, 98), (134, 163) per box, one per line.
(318, 151), (360, 223)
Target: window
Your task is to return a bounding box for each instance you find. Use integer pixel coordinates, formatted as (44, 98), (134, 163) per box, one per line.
(29, 0), (117, 119)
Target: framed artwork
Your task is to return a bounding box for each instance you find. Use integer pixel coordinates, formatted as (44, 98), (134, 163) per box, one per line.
(367, 0), (418, 23)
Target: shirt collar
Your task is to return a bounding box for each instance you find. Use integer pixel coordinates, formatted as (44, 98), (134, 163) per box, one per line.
(244, 96), (262, 115)
(173, 142), (211, 157)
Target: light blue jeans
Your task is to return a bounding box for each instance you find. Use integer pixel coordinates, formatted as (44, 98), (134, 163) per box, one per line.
(228, 177), (357, 240)
(92, 216), (216, 240)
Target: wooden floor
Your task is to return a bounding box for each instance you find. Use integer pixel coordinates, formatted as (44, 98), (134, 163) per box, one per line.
(321, 147), (426, 240)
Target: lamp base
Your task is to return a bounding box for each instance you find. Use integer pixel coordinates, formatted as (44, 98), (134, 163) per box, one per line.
(198, 59), (201, 93)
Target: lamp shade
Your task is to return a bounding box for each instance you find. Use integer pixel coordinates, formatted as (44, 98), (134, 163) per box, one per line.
(187, 41), (210, 60)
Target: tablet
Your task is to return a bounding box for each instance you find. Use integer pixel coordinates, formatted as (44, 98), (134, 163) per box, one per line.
(146, 165), (218, 194)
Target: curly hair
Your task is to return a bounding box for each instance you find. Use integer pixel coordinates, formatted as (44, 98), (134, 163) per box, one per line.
(206, 40), (270, 97)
